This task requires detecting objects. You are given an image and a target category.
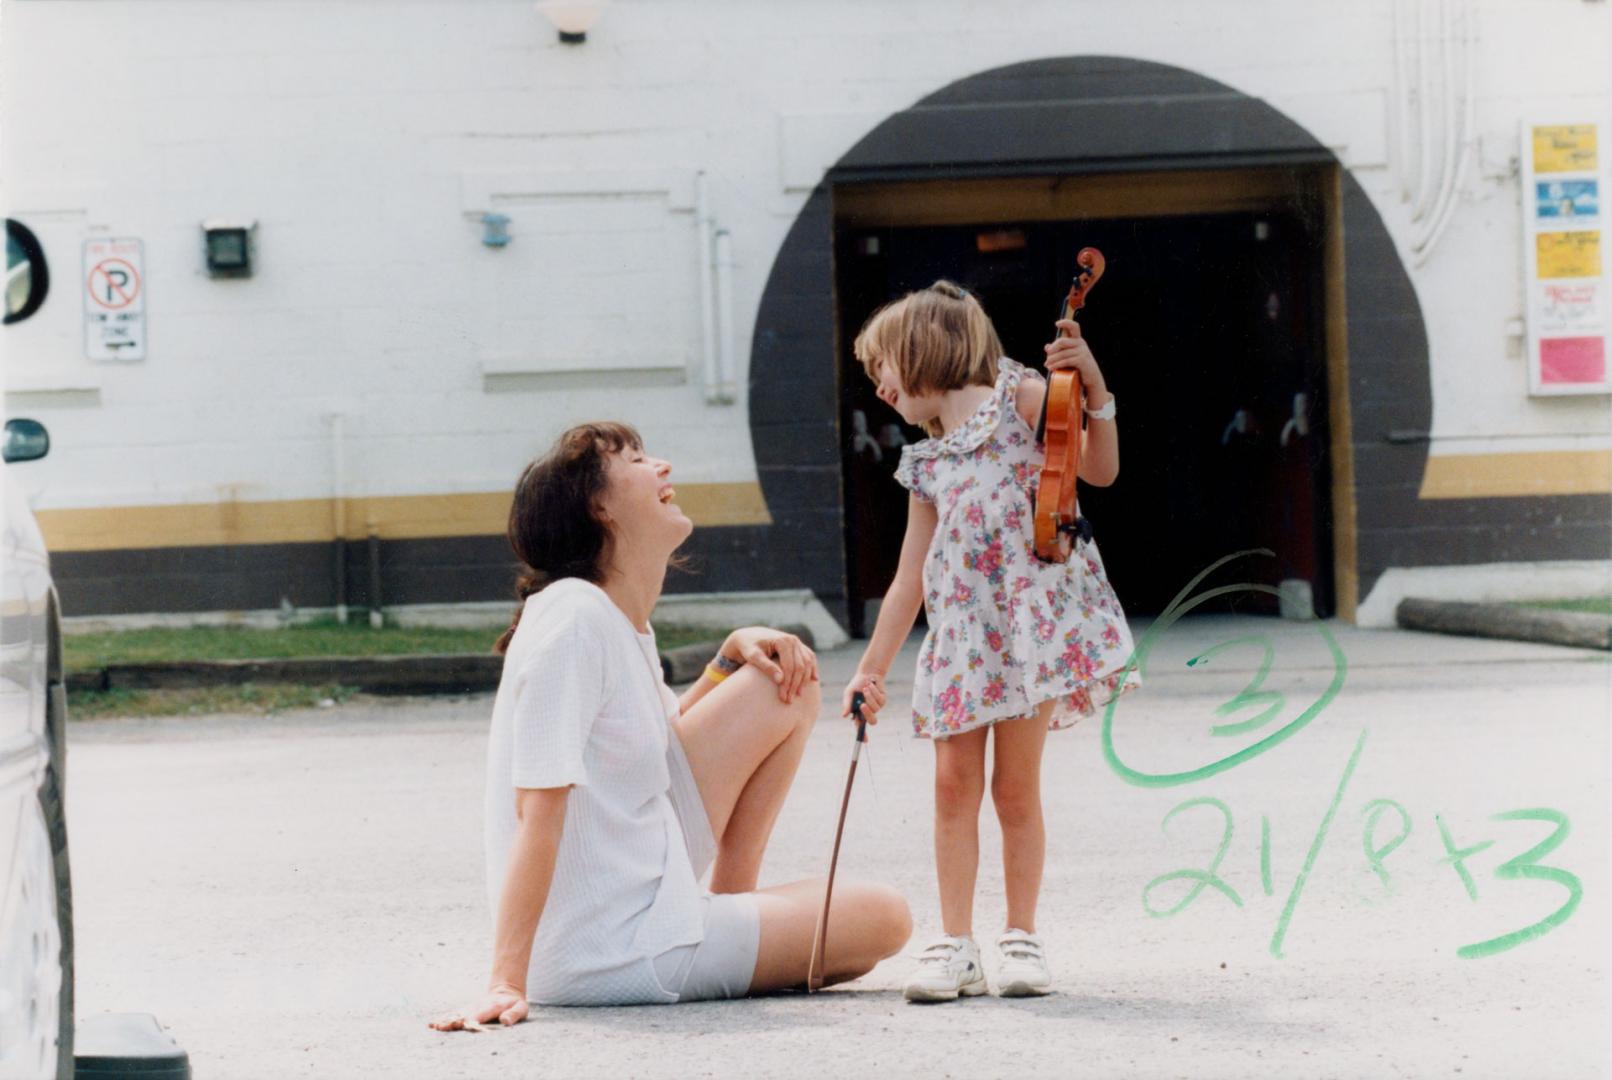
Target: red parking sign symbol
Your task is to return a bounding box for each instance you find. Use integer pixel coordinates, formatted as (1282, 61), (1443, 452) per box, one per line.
(87, 258), (141, 310)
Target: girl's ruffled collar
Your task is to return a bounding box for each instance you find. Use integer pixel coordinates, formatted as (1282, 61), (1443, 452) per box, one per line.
(901, 357), (1026, 460)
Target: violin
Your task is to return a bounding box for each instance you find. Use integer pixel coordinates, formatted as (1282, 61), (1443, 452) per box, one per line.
(1033, 247), (1105, 563)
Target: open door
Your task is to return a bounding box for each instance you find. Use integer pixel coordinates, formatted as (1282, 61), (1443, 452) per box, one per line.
(836, 172), (1335, 632)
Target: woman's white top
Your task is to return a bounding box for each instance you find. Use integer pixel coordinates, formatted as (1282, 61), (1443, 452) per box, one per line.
(483, 577), (703, 1005)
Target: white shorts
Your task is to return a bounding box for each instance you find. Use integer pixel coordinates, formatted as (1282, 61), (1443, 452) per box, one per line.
(655, 726), (763, 1002)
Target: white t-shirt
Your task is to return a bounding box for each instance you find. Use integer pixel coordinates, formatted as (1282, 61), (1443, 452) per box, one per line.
(483, 578), (703, 1005)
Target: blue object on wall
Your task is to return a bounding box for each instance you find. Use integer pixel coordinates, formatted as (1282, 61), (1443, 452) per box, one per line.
(481, 213), (511, 248)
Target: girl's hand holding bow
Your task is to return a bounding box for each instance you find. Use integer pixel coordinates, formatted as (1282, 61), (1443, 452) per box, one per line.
(841, 671), (887, 724)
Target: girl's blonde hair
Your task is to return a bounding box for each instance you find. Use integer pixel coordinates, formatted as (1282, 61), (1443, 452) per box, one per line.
(852, 281), (1004, 436)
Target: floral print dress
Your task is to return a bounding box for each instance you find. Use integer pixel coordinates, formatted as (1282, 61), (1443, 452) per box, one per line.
(894, 357), (1141, 739)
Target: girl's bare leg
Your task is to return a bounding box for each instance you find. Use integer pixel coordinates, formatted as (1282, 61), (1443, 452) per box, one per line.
(990, 703), (1052, 933)
(933, 726), (989, 937)
(747, 878), (913, 992)
(673, 665), (819, 893)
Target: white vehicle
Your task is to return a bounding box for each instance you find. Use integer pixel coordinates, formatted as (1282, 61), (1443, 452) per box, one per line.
(0, 417), (72, 1080)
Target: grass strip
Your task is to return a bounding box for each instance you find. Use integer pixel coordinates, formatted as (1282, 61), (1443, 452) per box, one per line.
(64, 619), (720, 673)
(1516, 598), (1612, 616)
(68, 683), (360, 720)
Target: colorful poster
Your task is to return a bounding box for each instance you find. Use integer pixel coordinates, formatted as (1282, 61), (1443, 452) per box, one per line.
(1539, 337), (1607, 385)
(1522, 118), (1609, 394)
(1535, 230), (1602, 278)
(1535, 179), (1599, 221)
(1532, 124), (1598, 174)
(1536, 280), (1603, 333)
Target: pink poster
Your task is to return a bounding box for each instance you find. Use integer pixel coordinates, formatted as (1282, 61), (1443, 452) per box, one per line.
(1539, 336), (1607, 384)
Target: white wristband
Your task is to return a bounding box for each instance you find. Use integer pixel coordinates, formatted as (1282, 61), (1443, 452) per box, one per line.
(1084, 395), (1116, 421)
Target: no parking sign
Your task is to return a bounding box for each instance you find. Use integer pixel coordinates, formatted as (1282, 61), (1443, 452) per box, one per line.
(83, 237), (145, 361)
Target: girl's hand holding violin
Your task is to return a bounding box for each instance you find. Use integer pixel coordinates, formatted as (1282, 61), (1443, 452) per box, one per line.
(1044, 319), (1112, 406)
(841, 671), (888, 724)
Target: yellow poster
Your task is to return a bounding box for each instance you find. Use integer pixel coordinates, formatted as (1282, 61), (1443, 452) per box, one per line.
(1536, 230), (1602, 278)
(1533, 125), (1599, 174)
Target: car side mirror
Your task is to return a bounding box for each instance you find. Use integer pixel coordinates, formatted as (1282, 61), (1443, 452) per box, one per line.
(3, 418), (49, 463)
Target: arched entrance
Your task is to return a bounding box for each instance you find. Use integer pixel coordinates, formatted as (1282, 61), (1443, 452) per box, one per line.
(750, 56), (1433, 634)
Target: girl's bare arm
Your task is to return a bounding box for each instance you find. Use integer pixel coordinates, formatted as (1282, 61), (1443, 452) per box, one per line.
(843, 494), (938, 722)
(1043, 320), (1119, 486)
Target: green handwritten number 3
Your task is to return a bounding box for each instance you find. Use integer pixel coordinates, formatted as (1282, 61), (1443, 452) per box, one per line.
(1143, 798), (1244, 917)
(1102, 550), (1347, 788)
(1459, 809), (1582, 960)
(1190, 634), (1284, 737)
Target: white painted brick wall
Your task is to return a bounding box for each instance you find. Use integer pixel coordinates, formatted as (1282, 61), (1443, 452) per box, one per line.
(1, 0), (1608, 517)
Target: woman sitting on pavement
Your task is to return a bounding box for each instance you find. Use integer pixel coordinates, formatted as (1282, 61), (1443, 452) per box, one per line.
(432, 421), (911, 1024)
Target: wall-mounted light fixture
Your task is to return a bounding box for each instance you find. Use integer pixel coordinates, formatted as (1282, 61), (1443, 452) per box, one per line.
(201, 219), (256, 278)
(480, 212), (512, 248)
(535, 0), (610, 44)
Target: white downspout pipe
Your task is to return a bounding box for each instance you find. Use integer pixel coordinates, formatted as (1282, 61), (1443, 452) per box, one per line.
(714, 228), (737, 404)
(1411, 0), (1442, 223)
(1414, 0), (1476, 264)
(695, 172), (721, 404)
(1391, 0), (1414, 200)
(1427, 0), (1462, 230)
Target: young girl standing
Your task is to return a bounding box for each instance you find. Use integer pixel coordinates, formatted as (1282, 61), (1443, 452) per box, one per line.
(842, 281), (1139, 1001)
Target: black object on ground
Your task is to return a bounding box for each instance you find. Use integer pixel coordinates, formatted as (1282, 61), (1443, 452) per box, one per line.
(74, 1013), (190, 1079)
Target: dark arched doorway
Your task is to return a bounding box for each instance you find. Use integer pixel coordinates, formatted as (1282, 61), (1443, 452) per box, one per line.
(750, 56), (1435, 633)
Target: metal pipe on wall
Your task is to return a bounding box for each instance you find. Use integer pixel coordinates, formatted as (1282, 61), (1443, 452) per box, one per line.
(695, 171), (722, 404)
(1414, 0), (1477, 264)
(1392, 0), (1419, 202)
(367, 529), (384, 630)
(1428, 0), (1462, 228)
(328, 412), (348, 624)
(1411, 0), (1442, 222)
(714, 227), (737, 403)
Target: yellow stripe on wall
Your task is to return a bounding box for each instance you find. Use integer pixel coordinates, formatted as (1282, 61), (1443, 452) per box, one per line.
(35, 482), (773, 553)
(1419, 451), (1612, 499)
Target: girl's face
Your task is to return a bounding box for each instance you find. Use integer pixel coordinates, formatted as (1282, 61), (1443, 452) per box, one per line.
(874, 359), (940, 427)
(597, 444), (693, 555)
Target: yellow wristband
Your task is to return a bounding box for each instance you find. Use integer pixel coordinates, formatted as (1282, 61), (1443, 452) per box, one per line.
(704, 664), (729, 684)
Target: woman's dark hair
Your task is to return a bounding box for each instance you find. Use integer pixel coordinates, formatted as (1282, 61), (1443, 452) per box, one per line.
(494, 421), (642, 654)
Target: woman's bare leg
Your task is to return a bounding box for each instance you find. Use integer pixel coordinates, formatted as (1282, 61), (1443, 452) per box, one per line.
(933, 727), (989, 937)
(673, 665), (820, 893)
(747, 878), (913, 992)
(991, 705), (1052, 933)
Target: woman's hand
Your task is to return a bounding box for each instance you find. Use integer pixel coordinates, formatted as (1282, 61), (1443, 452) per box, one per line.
(429, 983), (528, 1031)
(841, 671), (888, 725)
(723, 627), (819, 703)
(1044, 320), (1110, 404)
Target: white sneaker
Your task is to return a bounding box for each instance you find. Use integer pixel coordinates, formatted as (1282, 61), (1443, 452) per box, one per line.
(994, 928), (1052, 997)
(902, 935), (989, 1002)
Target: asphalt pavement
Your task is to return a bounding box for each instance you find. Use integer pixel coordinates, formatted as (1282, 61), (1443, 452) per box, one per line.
(65, 616), (1610, 1079)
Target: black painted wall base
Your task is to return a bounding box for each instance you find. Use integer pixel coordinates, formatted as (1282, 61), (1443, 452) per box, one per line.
(48, 524), (840, 619)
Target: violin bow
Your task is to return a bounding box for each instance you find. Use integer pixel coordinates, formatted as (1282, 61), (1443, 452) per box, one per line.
(806, 691), (869, 992)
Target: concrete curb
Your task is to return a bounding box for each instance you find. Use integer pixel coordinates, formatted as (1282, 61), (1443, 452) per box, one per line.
(1395, 597), (1612, 650)
(64, 625), (817, 697)
(68, 654), (507, 697)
